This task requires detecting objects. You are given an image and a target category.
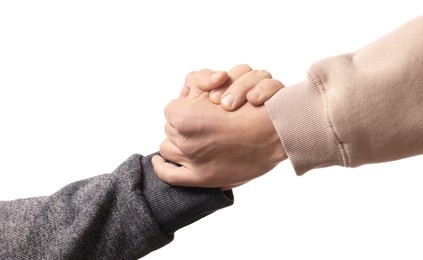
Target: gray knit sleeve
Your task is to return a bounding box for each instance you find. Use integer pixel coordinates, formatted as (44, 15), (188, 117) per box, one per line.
(0, 154), (234, 260)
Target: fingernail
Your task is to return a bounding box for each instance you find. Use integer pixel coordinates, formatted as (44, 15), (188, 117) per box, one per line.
(221, 94), (234, 107)
(152, 155), (158, 162)
(152, 155), (161, 162)
(210, 90), (220, 102)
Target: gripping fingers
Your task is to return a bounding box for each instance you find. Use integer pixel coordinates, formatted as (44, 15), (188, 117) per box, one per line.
(151, 155), (203, 187)
(182, 69), (228, 98)
(220, 70), (273, 111)
(246, 79), (285, 106)
(209, 64), (252, 104)
(158, 137), (186, 165)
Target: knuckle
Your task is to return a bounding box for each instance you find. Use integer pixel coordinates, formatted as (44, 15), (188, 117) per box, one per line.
(159, 141), (172, 160)
(258, 78), (275, 87)
(164, 102), (176, 124)
(259, 79), (284, 91)
(159, 140), (167, 153)
(178, 138), (196, 157)
(164, 123), (170, 137)
(196, 69), (214, 89)
(185, 71), (197, 84)
(198, 69), (213, 77)
(235, 64), (252, 72)
(171, 115), (186, 131)
(164, 103), (187, 130)
(255, 70), (272, 79)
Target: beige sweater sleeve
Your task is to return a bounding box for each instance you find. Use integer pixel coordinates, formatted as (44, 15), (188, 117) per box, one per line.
(266, 16), (423, 175)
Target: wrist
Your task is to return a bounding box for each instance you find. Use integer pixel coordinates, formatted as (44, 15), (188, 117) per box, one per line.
(265, 81), (344, 175)
(255, 104), (287, 164)
(141, 154), (234, 235)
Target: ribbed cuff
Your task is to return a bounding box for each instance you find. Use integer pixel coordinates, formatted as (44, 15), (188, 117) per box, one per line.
(140, 154), (234, 235)
(265, 77), (346, 175)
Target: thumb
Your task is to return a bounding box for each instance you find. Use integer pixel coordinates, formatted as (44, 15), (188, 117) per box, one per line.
(247, 79), (285, 106)
(152, 155), (203, 187)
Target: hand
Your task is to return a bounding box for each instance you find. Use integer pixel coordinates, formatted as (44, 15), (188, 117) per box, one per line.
(183, 64), (285, 110)
(152, 71), (287, 190)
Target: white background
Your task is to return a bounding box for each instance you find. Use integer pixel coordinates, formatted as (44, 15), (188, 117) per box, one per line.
(0, 1), (422, 259)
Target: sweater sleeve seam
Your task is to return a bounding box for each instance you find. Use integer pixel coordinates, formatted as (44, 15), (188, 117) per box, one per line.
(307, 69), (351, 168)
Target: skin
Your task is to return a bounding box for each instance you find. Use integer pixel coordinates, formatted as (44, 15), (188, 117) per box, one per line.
(152, 65), (287, 190)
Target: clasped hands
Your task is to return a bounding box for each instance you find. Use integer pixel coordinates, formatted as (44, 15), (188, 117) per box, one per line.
(152, 64), (287, 190)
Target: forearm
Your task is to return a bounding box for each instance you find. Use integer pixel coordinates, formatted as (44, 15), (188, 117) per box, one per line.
(0, 154), (233, 259)
(266, 16), (423, 175)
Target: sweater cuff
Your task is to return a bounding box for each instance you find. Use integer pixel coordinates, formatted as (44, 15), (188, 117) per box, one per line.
(140, 154), (234, 235)
(265, 77), (346, 175)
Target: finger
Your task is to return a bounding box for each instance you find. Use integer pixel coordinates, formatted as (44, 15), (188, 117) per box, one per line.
(159, 138), (186, 164)
(179, 86), (190, 98)
(152, 155), (204, 187)
(164, 99), (180, 126)
(179, 71), (195, 99)
(164, 122), (176, 139)
(193, 70), (228, 92)
(164, 100), (201, 136)
(163, 123), (195, 152)
(247, 79), (285, 106)
(209, 64), (252, 104)
(220, 70), (273, 111)
(183, 70), (228, 98)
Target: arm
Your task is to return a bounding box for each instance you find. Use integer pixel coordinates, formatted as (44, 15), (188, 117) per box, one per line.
(266, 16), (423, 175)
(0, 70), (238, 260)
(0, 154), (233, 259)
(0, 65), (279, 259)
